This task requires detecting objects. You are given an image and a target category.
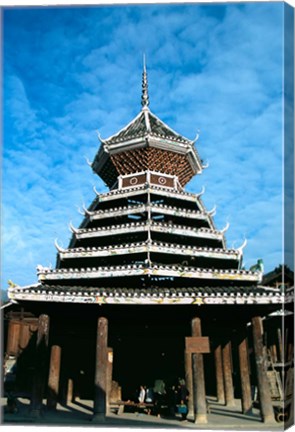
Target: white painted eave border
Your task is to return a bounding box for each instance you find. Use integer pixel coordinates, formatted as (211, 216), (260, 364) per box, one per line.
(8, 289), (285, 306)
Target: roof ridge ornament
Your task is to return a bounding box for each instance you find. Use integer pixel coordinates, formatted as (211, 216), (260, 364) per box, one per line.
(54, 238), (66, 253)
(69, 221), (79, 234)
(83, 204), (95, 216)
(96, 130), (107, 145)
(237, 238), (247, 253)
(191, 130), (200, 145)
(141, 54), (150, 110)
(208, 205), (217, 217)
(196, 186), (205, 197)
(84, 156), (93, 167)
(221, 222), (230, 233)
(93, 185), (100, 197)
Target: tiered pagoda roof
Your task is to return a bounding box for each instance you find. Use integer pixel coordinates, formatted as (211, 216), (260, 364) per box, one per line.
(92, 63), (203, 188)
(8, 63), (286, 306)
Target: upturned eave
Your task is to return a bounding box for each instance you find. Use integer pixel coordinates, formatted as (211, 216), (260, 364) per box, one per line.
(97, 184), (202, 203)
(37, 264), (262, 283)
(84, 203), (210, 223)
(70, 221), (224, 242)
(57, 241), (241, 261)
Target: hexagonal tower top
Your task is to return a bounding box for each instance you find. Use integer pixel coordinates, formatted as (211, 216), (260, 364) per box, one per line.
(91, 62), (204, 189)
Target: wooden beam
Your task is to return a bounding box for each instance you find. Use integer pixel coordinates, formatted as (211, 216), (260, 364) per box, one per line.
(277, 328), (283, 363)
(47, 345), (61, 410)
(238, 335), (252, 414)
(222, 340), (235, 407)
(67, 378), (74, 404)
(184, 350), (194, 420)
(30, 314), (50, 417)
(106, 348), (113, 415)
(214, 344), (225, 404)
(19, 322), (33, 352)
(252, 316), (275, 423)
(191, 317), (207, 424)
(6, 321), (21, 356)
(93, 317), (108, 421)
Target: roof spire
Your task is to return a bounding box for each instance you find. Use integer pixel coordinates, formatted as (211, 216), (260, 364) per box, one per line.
(141, 54), (149, 109)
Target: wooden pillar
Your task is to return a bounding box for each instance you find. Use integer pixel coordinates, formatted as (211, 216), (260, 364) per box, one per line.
(19, 323), (29, 352)
(6, 321), (21, 356)
(47, 345), (61, 410)
(222, 340), (235, 407)
(30, 314), (50, 417)
(67, 379), (74, 404)
(277, 328), (283, 363)
(269, 344), (278, 363)
(191, 317), (207, 424)
(238, 334), (252, 414)
(252, 316), (275, 423)
(106, 347), (113, 414)
(93, 317), (108, 420)
(184, 350), (194, 419)
(214, 344), (225, 404)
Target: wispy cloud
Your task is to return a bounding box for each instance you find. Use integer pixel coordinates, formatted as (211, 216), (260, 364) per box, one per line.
(2, 3), (286, 287)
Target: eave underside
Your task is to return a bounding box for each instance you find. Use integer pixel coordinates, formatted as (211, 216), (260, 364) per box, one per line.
(110, 147), (195, 186)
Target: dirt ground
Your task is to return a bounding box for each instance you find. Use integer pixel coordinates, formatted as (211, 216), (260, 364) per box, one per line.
(1, 395), (291, 431)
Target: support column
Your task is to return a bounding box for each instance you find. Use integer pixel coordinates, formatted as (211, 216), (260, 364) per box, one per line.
(214, 344), (225, 404)
(93, 317), (108, 421)
(191, 317), (207, 424)
(252, 316), (275, 423)
(67, 379), (74, 404)
(47, 345), (61, 410)
(30, 314), (50, 417)
(19, 323), (29, 352)
(238, 334), (252, 414)
(106, 347), (113, 414)
(6, 321), (21, 356)
(222, 340), (235, 407)
(184, 350), (194, 419)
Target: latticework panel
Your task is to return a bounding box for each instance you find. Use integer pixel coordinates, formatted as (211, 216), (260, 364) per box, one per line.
(111, 147), (194, 186)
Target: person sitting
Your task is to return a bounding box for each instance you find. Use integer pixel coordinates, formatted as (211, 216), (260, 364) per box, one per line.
(138, 385), (146, 404)
(145, 386), (154, 403)
(177, 399), (188, 421)
(153, 379), (166, 417)
(145, 386), (154, 415)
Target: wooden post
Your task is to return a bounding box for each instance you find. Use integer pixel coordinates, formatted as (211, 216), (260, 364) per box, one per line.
(184, 350), (194, 419)
(30, 314), (50, 417)
(277, 328), (283, 363)
(106, 347), (113, 414)
(47, 345), (61, 410)
(270, 344), (278, 363)
(67, 379), (74, 404)
(191, 317), (207, 424)
(19, 323), (29, 352)
(93, 317), (108, 421)
(238, 335), (252, 414)
(110, 381), (121, 402)
(222, 340), (235, 407)
(6, 321), (21, 356)
(252, 316), (275, 423)
(214, 344), (225, 404)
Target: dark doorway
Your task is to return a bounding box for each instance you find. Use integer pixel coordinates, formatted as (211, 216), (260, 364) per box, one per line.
(109, 307), (190, 400)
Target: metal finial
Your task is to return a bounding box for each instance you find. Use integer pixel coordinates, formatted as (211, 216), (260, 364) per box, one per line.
(141, 54), (149, 109)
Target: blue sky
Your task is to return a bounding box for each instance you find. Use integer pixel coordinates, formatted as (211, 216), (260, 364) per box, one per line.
(2, 2), (288, 289)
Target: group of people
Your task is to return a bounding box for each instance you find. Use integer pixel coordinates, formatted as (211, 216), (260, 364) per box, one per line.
(136, 378), (189, 420)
